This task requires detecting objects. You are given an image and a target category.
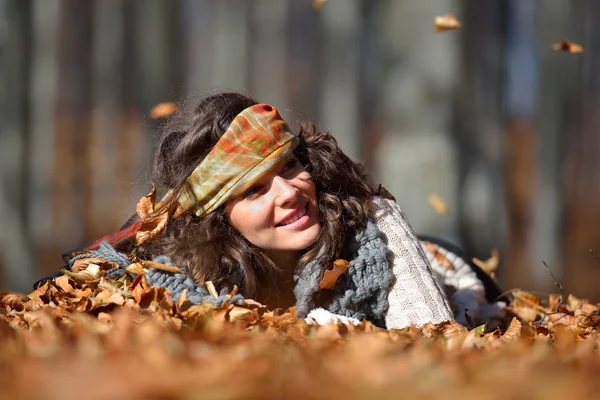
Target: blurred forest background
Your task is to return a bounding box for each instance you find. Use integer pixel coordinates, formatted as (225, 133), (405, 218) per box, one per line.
(1, 0), (599, 301)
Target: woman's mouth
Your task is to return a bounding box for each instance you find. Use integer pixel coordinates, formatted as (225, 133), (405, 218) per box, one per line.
(276, 204), (310, 229)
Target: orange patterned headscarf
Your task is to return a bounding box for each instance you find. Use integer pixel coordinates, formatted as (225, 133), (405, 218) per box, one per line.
(167, 103), (299, 217)
(67, 103), (299, 257)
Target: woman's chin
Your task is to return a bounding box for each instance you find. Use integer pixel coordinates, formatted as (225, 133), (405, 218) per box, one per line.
(277, 223), (321, 251)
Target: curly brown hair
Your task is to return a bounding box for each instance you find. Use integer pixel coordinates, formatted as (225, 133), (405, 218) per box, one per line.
(138, 92), (376, 299)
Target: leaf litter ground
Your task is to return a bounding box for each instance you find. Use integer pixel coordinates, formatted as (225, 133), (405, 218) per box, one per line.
(2, 264), (600, 400)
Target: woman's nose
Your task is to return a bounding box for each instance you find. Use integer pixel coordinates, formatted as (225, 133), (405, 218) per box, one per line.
(272, 176), (299, 206)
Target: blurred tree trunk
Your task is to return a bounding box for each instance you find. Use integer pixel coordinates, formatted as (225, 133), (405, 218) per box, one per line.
(562, 1), (600, 301)
(286, 0), (320, 120)
(249, 0), (289, 112)
(53, 0), (93, 250)
(528, 1), (579, 291)
(0, 0), (35, 291)
(90, 0), (125, 238)
(181, 0), (215, 94)
(212, 0), (249, 90)
(454, 0), (508, 263)
(319, 0), (361, 158)
(376, 0), (461, 242)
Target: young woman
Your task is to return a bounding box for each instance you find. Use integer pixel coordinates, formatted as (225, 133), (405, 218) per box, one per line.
(36, 92), (505, 329)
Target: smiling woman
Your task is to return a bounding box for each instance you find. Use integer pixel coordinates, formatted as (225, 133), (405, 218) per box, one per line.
(35, 92), (506, 330)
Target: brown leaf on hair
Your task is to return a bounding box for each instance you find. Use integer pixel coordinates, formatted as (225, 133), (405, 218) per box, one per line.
(135, 187), (169, 246)
(376, 184), (396, 202)
(319, 259), (350, 289)
(434, 13), (462, 32)
(552, 39), (584, 54)
(149, 101), (176, 119)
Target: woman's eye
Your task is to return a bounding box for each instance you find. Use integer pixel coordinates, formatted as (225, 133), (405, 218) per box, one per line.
(244, 185), (263, 200)
(282, 159), (299, 175)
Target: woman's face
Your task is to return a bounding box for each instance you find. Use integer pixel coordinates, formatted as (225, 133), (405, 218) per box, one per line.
(226, 156), (321, 263)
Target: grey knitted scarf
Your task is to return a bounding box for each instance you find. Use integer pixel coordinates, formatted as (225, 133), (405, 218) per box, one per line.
(73, 219), (394, 326)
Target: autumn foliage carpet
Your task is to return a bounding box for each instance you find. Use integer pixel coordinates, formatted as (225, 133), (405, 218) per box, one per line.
(2, 265), (600, 400)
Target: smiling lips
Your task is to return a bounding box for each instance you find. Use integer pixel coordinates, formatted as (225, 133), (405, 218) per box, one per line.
(277, 204), (308, 227)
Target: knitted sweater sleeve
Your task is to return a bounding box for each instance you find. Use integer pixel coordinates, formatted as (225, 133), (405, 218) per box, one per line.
(370, 196), (454, 329)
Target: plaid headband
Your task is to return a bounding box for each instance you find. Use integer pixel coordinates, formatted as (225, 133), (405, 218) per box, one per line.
(66, 103), (299, 259)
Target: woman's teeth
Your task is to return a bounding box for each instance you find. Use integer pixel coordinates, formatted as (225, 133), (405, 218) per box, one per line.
(279, 206), (307, 226)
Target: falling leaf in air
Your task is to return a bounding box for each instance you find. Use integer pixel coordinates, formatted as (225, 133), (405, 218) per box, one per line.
(319, 259), (350, 289)
(434, 13), (462, 32)
(149, 102), (176, 119)
(312, 0), (327, 10)
(428, 193), (449, 215)
(552, 39), (584, 54)
(472, 249), (499, 278)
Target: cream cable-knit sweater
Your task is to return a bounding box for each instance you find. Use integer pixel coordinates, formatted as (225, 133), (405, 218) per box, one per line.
(370, 196), (454, 329)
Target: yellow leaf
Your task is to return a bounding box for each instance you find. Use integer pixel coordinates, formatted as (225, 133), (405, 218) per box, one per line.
(434, 13), (462, 32)
(552, 39), (583, 54)
(312, 0), (326, 10)
(319, 259), (351, 289)
(428, 193), (449, 215)
(149, 101), (176, 119)
(472, 249), (499, 277)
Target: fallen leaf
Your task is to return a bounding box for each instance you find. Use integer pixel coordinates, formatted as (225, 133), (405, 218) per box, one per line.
(552, 39), (584, 54)
(472, 249), (499, 277)
(434, 13), (462, 32)
(428, 193), (448, 215)
(72, 257), (120, 273)
(319, 259), (351, 289)
(205, 281), (219, 298)
(61, 264), (103, 282)
(125, 262), (146, 275)
(94, 290), (125, 307)
(423, 241), (453, 270)
(149, 101), (176, 119)
(139, 259), (179, 273)
(502, 317), (522, 341)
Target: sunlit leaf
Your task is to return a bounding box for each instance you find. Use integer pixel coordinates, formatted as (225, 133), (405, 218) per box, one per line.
(149, 101), (176, 119)
(319, 259), (351, 289)
(552, 39), (584, 54)
(434, 13), (462, 32)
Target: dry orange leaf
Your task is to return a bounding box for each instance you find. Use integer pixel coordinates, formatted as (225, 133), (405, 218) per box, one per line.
(312, 0), (327, 10)
(472, 249), (499, 277)
(502, 317), (522, 341)
(205, 281), (219, 298)
(552, 39), (584, 54)
(139, 259), (179, 273)
(434, 13), (462, 32)
(125, 262), (146, 275)
(94, 290), (125, 307)
(424, 241), (453, 270)
(319, 259), (350, 289)
(135, 187), (169, 246)
(149, 102), (176, 119)
(428, 193), (449, 215)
